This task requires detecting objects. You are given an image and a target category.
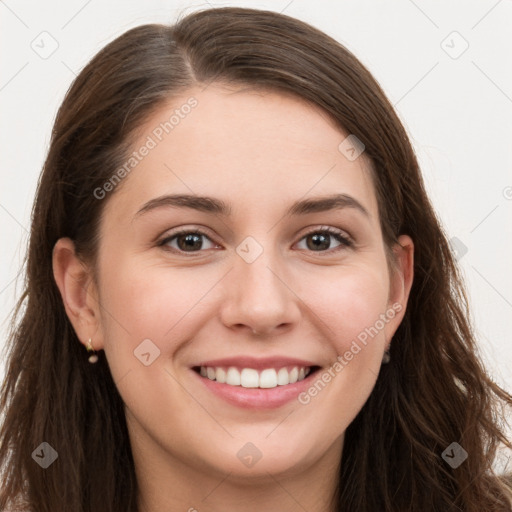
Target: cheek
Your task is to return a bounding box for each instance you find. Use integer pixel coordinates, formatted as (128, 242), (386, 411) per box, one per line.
(298, 264), (390, 353)
(95, 255), (218, 388)
(99, 257), (213, 338)
(293, 267), (392, 444)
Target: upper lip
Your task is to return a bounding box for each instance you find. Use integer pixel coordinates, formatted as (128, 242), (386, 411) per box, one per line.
(192, 356), (320, 371)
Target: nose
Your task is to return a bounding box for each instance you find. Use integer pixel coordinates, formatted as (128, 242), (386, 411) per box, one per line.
(219, 246), (302, 337)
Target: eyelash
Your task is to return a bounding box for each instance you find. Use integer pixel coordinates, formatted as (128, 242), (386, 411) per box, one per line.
(157, 226), (354, 256)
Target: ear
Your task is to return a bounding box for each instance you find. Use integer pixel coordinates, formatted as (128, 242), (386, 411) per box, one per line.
(52, 237), (104, 350)
(383, 234), (414, 345)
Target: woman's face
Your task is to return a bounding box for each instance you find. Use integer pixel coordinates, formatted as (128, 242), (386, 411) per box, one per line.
(58, 84), (413, 481)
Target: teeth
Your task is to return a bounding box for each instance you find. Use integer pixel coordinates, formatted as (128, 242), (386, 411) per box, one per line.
(226, 367), (241, 386)
(241, 368), (259, 388)
(277, 367), (289, 385)
(259, 369), (277, 388)
(198, 365), (312, 389)
(216, 367), (227, 384)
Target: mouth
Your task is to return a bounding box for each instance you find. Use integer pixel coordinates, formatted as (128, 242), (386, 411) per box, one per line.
(192, 364), (322, 389)
(191, 361), (323, 409)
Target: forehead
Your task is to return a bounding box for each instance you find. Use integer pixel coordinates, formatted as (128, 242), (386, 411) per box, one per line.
(102, 84), (379, 226)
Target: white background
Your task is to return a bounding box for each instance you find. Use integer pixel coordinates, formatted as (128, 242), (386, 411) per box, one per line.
(1, 1), (511, 417)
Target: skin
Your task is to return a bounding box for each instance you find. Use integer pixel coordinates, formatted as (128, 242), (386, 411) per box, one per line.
(53, 84), (414, 512)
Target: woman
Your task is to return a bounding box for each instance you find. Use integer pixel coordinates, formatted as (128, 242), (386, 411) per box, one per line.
(0, 6), (511, 511)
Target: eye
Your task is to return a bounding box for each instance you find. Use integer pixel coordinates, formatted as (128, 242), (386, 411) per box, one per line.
(159, 229), (219, 253)
(158, 226), (353, 255)
(295, 227), (353, 253)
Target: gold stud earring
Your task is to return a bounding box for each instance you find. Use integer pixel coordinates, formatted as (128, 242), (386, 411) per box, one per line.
(86, 338), (98, 364)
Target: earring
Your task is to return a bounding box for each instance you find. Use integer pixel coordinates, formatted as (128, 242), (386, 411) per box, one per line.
(86, 338), (98, 364)
(382, 349), (391, 364)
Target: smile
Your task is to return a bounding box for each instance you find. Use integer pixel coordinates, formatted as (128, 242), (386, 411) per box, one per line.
(191, 358), (323, 409)
(196, 365), (313, 388)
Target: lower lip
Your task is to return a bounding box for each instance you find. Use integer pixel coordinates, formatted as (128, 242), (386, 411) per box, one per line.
(192, 369), (319, 409)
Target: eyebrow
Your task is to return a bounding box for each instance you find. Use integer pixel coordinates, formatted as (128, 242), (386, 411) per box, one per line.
(134, 193), (370, 219)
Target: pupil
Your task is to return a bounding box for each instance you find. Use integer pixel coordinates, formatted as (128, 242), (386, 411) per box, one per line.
(308, 233), (329, 251)
(178, 233), (202, 251)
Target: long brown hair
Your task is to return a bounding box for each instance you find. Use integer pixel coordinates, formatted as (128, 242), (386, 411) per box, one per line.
(1, 7), (511, 511)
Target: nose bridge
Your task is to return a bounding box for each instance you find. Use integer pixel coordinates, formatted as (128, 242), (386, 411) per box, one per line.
(236, 238), (286, 307)
(220, 235), (300, 334)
